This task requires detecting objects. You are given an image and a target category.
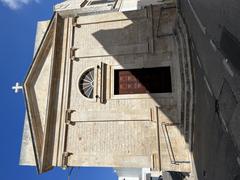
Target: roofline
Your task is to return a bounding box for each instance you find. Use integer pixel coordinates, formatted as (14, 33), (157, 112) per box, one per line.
(23, 12), (56, 87)
(23, 12), (56, 174)
(23, 89), (41, 173)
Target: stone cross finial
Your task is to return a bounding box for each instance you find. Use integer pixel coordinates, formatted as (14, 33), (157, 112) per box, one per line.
(12, 82), (23, 93)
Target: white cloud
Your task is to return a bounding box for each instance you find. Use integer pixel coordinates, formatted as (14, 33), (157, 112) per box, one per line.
(0, 0), (39, 10)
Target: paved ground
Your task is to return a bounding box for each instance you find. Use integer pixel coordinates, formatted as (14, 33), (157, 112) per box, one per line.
(179, 0), (240, 179)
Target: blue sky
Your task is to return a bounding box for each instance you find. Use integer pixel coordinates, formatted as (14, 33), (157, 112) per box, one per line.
(0, 1), (118, 179)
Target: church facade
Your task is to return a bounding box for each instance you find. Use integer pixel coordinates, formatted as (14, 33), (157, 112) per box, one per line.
(20, 0), (194, 177)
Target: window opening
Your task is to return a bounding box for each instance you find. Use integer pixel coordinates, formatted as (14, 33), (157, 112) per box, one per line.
(90, 0), (115, 5)
(79, 68), (94, 98)
(114, 67), (172, 95)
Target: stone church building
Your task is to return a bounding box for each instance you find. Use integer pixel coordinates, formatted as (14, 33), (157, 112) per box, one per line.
(21, 0), (239, 179)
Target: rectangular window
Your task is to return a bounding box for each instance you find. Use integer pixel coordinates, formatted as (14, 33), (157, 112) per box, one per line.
(90, 0), (115, 5)
(114, 67), (172, 95)
(80, 0), (89, 7)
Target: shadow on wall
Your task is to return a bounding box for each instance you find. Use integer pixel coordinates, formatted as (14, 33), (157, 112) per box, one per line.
(88, 4), (191, 137)
(79, 5), (195, 175)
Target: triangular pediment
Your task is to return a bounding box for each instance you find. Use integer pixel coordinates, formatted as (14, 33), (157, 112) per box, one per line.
(23, 14), (59, 173)
(33, 45), (53, 131)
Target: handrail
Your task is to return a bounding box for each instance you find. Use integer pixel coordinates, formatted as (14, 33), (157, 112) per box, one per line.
(161, 122), (177, 164)
(161, 122), (191, 164)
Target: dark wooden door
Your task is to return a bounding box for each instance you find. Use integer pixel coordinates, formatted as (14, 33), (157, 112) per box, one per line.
(114, 67), (172, 95)
(118, 70), (147, 94)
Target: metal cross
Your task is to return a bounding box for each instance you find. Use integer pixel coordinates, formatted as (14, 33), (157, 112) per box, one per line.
(12, 82), (23, 93)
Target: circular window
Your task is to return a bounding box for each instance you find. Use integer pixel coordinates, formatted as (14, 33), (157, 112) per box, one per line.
(79, 68), (94, 98)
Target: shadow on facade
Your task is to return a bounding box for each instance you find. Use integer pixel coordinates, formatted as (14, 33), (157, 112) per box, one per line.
(84, 5), (193, 174)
